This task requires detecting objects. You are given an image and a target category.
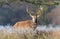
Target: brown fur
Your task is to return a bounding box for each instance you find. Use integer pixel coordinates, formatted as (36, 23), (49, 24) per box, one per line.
(13, 20), (36, 30)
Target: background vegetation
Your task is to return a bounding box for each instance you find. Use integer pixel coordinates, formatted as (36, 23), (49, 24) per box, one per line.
(0, 0), (59, 25)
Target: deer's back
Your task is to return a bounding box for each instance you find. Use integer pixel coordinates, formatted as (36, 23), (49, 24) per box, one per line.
(13, 20), (36, 30)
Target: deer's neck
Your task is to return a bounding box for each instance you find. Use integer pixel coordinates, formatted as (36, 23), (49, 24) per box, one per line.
(32, 18), (36, 23)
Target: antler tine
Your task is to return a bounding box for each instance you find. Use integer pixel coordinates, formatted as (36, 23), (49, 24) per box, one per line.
(26, 7), (29, 13)
(26, 7), (33, 17)
(39, 6), (43, 11)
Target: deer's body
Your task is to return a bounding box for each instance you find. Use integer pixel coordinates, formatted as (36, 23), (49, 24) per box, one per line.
(14, 20), (36, 30)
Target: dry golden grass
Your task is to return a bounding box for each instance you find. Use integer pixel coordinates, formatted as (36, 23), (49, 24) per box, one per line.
(0, 29), (60, 39)
(0, 26), (60, 39)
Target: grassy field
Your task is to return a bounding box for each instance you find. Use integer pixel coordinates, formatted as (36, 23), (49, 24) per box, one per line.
(0, 25), (60, 39)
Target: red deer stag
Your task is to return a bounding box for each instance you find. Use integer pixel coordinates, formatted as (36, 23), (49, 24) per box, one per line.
(13, 7), (43, 30)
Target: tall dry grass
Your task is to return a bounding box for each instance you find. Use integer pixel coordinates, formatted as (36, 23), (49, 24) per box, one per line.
(0, 25), (60, 39)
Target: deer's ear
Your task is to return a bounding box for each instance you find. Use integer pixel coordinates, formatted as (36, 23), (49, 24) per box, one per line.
(36, 6), (43, 18)
(37, 15), (40, 17)
(36, 10), (41, 18)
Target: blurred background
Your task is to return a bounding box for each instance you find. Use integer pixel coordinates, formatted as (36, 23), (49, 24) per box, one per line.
(0, 0), (60, 26)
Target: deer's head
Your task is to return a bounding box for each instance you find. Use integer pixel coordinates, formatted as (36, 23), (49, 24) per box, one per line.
(26, 6), (43, 23)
